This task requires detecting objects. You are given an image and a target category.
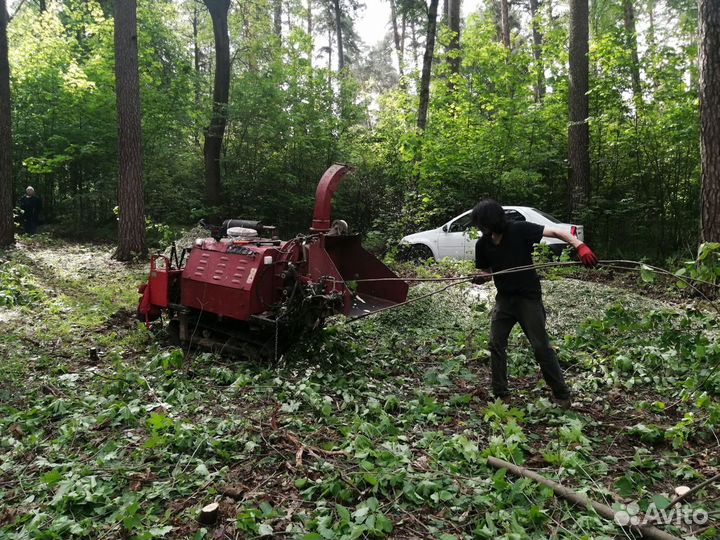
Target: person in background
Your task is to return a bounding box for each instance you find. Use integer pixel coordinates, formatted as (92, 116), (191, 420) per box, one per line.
(19, 186), (42, 235)
(471, 200), (598, 408)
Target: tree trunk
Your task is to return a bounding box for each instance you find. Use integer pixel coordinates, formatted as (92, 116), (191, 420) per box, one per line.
(113, 0), (146, 260)
(529, 0), (545, 101)
(700, 0), (720, 242)
(307, 0), (312, 37)
(274, 0), (282, 38)
(192, 4), (201, 146)
(447, 0), (460, 76)
(333, 0), (344, 70)
(622, 0), (641, 101)
(327, 24), (332, 74)
(568, 0), (590, 221)
(39, 0), (46, 12)
(410, 17), (419, 68)
(500, 0), (510, 48)
(417, 0), (440, 130)
(647, 0), (655, 48)
(0, 0), (13, 247)
(401, 11), (406, 68)
(389, 0), (404, 77)
(202, 0), (231, 207)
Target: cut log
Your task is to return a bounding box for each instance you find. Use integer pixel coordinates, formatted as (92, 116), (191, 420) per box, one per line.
(199, 501), (219, 525)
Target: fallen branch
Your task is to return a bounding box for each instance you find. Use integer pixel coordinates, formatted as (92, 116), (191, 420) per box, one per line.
(667, 473), (720, 510)
(282, 431), (347, 457)
(487, 456), (682, 540)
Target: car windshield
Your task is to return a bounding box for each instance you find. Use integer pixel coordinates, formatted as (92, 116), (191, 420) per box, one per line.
(533, 209), (562, 223)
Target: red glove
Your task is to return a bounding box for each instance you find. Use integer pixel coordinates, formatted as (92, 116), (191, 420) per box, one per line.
(576, 243), (598, 268)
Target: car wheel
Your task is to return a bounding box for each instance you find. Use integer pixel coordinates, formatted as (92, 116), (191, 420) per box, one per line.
(408, 244), (434, 262)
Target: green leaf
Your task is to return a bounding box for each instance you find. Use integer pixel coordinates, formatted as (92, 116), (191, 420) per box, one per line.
(336, 504), (351, 523)
(148, 525), (173, 537)
(375, 513), (393, 533)
(652, 494), (671, 510)
(295, 478), (308, 488)
(615, 476), (636, 497)
(352, 506), (369, 524)
(362, 473), (378, 486)
(147, 412), (174, 431)
(41, 469), (63, 486)
(640, 265), (655, 283)
(194, 462), (210, 477)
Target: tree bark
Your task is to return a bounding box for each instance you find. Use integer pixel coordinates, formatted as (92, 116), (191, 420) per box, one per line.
(192, 4), (200, 106)
(333, 0), (344, 70)
(327, 24), (332, 74)
(700, 0), (720, 242)
(307, 0), (312, 37)
(568, 0), (590, 221)
(410, 17), (419, 68)
(529, 0), (545, 101)
(647, 0), (655, 48)
(274, 0), (282, 38)
(447, 0), (460, 76)
(0, 0), (13, 247)
(500, 0), (510, 48)
(417, 0), (439, 130)
(622, 0), (641, 102)
(202, 0), (231, 207)
(38, 0), (46, 12)
(113, 0), (146, 260)
(389, 0), (404, 77)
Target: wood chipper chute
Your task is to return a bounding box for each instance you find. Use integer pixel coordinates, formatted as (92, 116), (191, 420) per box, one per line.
(137, 164), (409, 357)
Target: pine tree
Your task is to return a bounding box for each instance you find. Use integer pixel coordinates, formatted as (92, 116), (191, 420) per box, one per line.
(114, 0), (147, 260)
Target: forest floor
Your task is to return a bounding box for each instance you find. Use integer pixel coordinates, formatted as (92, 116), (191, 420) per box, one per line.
(1, 236), (719, 540)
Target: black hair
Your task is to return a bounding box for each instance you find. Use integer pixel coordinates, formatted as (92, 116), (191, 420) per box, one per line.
(471, 200), (507, 233)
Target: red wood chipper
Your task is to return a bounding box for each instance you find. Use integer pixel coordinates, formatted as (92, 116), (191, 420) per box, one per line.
(137, 164), (409, 357)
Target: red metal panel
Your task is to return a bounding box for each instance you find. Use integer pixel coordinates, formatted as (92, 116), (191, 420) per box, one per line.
(304, 237), (352, 314)
(148, 256), (171, 307)
(324, 235), (409, 304)
(181, 241), (280, 321)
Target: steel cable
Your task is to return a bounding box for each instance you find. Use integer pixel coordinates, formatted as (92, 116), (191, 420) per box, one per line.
(339, 259), (720, 404)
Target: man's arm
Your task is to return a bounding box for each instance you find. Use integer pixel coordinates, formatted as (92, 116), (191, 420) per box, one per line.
(542, 227), (583, 249)
(542, 227), (598, 267)
(473, 239), (492, 283)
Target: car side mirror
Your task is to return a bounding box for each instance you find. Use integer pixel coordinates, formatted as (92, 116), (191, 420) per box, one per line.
(442, 224), (448, 232)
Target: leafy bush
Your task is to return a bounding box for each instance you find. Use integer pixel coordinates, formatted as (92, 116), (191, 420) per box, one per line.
(0, 261), (44, 307)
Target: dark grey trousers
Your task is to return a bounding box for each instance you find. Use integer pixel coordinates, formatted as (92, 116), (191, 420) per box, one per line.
(488, 293), (570, 399)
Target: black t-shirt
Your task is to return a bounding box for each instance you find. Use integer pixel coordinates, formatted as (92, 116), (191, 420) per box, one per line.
(475, 221), (545, 297)
(20, 195), (42, 221)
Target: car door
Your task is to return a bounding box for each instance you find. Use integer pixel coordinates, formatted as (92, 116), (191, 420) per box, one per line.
(438, 212), (473, 259)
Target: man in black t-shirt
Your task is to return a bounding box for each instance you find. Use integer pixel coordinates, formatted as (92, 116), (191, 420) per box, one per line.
(472, 200), (598, 408)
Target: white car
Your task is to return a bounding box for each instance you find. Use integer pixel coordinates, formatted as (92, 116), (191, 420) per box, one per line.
(400, 206), (584, 260)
